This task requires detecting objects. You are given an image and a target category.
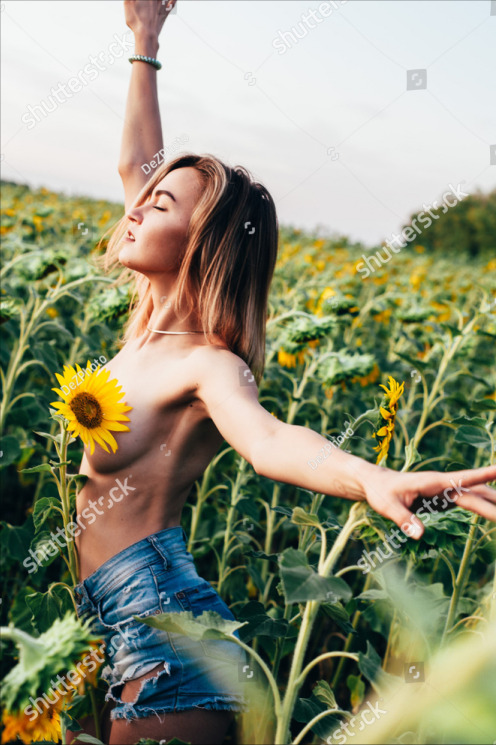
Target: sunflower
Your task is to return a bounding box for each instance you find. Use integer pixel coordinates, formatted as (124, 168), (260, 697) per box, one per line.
(278, 347), (308, 368)
(2, 696), (64, 744)
(50, 360), (132, 455)
(1, 614), (102, 744)
(371, 375), (405, 464)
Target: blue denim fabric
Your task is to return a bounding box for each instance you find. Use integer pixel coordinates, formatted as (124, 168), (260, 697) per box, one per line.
(73, 526), (250, 720)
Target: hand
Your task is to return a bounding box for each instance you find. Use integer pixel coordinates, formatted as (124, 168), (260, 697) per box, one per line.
(362, 464), (496, 539)
(123, 0), (177, 40)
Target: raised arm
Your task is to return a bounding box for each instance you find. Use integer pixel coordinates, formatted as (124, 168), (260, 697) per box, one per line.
(195, 347), (496, 540)
(119, 0), (177, 212)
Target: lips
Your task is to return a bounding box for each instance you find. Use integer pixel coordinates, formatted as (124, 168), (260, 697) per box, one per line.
(126, 229), (135, 241)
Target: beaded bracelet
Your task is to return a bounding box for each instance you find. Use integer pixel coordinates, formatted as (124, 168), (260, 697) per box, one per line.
(128, 54), (162, 71)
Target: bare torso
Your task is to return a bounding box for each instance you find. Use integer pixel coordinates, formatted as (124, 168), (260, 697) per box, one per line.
(75, 333), (229, 580)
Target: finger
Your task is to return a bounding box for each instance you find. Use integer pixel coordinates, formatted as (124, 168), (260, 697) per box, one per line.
(415, 465), (496, 500)
(453, 494), (496, 523)
(444, 465), (496, 490)
(465, 485), (496, 503)
(375, 500), (425, 541)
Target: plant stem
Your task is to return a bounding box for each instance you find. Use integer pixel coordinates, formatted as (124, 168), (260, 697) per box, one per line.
(442, 514), (480, 642)
(274, 502), (367, 743)
(89, 687), (102, 741)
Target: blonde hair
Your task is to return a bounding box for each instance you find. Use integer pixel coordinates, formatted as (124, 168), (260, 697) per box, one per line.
(95, 153), (279, 385)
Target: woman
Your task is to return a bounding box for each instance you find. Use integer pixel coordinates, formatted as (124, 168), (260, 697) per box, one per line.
(69, 1), (496, 743)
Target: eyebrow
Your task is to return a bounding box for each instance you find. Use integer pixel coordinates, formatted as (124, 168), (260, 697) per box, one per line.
(152, 189), (177, 203)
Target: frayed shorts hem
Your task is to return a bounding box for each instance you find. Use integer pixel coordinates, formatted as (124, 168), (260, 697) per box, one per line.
(108, 694), (249, 721)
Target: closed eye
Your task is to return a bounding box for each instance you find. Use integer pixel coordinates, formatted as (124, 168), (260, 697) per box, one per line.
(153, 206), (167, 212)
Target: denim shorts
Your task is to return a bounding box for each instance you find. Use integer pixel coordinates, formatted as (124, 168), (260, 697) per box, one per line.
(73, 526), (250, 721)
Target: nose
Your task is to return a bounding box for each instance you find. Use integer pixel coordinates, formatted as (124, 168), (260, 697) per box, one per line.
(126, 201), (145, 225)
(126, 209), (140, 225)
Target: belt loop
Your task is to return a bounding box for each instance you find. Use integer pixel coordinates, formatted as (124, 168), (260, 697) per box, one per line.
(147, 534), (169, 568)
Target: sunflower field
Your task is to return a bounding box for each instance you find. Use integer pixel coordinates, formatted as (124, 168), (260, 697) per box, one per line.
(1, 178), (496, 745)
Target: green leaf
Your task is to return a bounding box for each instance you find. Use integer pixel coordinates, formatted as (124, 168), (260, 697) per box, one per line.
(347, 674), (365, 710)
(19, 463), (53, 473)
(470, 398), (496, 412)
(244, 549), (279, 562)
(271, 505), (293, 517)
(313, 680), (337, 709)
(68, 473), (89, 485)
(454, 425), (491, 449)
(393, 351), (429, 370)
(138, 609), (246, 641)
(0, 519), (35, 563)
(278, 548), (352, 604)
(320, 601), (356, 635)
(448, 415), (487, 428)
(291, 506), (321, 528)
(26, 585), (74, 633)
(356, 589), (389, 601)
(234, 497), (259, 523)
(32, 430), (63, 444)
(236, 601), (289, 642)
(0, 435), (22, 468)
(74, 735), (106, 744)
(357, 640), (382, 683)
(33, 496), (61, 530)
(357, 640), (399, 695)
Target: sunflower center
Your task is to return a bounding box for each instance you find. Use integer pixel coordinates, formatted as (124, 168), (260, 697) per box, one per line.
(70, 392), (103, 429)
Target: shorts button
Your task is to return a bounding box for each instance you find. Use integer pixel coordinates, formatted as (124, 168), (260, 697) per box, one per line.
(154, 609), (161, 614)
(176, 592), (185, 598)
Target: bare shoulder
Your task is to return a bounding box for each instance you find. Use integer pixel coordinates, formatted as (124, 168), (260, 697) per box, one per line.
(191, 342), (257, 394)
(189, 343), (279, 469)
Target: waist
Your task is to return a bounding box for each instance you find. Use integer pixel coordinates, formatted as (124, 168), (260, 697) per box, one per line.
(74, 525), (192, 606)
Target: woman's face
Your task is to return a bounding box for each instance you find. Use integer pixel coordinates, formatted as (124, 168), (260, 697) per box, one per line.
(118, 166), (204, 274)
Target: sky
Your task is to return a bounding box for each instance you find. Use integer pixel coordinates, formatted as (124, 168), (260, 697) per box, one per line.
(1, 0), (495, 248)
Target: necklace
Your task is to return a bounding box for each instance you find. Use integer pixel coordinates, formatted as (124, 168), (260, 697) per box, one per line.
(146, 326), (204, 335)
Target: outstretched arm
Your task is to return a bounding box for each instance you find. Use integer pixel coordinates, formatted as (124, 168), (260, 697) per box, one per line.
(119, 0), (177, 211)
(195, 347), (496, 540)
